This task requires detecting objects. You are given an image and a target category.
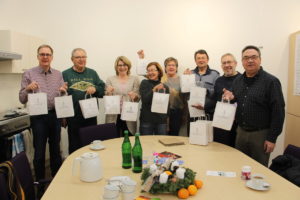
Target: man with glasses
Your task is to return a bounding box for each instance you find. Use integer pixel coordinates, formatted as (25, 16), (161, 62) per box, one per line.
(19, 44), (66, 196)
(223, 45), (285, 166)
(213, 53), (241, 147)
(62, 48), (105, 154)
(184, 49), (220, 120)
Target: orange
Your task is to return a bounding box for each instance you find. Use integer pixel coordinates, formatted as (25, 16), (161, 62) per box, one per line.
(177, 188), (189, 199)
(188, 185), (198, 196)
(194, 180), (204, 189)
(165, 171), (172, 175)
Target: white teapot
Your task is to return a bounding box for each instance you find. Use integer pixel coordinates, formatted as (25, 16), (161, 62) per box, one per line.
(72, 152), (103, 182)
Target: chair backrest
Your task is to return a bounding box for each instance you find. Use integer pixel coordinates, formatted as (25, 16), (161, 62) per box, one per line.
(79, 123), (119, 146)
(284, 144), (300, 160)
(0, 152), (35, 200)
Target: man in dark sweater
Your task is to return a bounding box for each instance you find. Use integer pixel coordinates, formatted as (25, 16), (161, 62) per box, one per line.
(213, 53), (241, 147)
(223, 45), (285, 166)
(62, 48), (105, 153)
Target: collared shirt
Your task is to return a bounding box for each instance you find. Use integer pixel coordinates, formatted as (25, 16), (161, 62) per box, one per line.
(232, 67), (285, 143)
(192, 66), (219, 114)
(19, 66), (65, 110)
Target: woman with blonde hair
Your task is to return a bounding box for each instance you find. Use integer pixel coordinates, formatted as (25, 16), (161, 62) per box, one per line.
(105, 56), (140, 136)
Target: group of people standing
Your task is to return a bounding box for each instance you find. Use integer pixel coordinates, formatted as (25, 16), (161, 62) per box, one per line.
(19, 44), (285, 195)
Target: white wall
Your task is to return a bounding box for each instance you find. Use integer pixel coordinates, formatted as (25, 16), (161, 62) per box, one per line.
(1, 0), (300, 162)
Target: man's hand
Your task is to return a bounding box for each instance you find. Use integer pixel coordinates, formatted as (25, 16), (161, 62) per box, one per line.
(264, 140), (275, 153)
(86, 86), (96, 95)
(222, 88), (234, 101)
(191, 104), (204, 110)
(26, 81), (39, 92)
(183, 68), (192, 75)
(137, 50), (144, 59)
(59, 82), (68, 94)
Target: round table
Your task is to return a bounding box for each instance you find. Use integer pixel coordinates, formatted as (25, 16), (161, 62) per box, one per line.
(42, 135), (300, 200)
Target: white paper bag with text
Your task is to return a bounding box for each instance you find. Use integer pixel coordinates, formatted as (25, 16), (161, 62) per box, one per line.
(180, 74), (196, 93)
(189, 120), (208, 145)
(104, 95), (121, 114)
(121, 101), (139, 121)
(151, 92), (169, 114)
(27, 92), (48, 116)
(54, 95), (74, 118)
(212, 101), (237, 131)
(79, 96), (99, 119)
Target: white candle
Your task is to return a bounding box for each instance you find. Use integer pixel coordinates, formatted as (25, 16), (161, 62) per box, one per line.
(171, 160), (179, 171)
(176, 167), (186, 179)
(159, 172), (169, 184)
(149, 164), (158, 174)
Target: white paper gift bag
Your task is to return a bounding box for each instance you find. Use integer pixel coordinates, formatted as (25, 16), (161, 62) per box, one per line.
(104, 95), (121, 114)
(54, 94), (74, 118)
(151, 92), (169, 114)
(189, 120), (208, 146)
(180, 74), (196, 93)
(188, 100), (205, 117)
(79, 95), (99, 119)
(212, 101), (237, 131)
(189, 86), (206, 106)
(136, 58), (147, 75)
(27, 92), (48, 116)
(121, 101), (139, 121)
(206, 120), (213, 142)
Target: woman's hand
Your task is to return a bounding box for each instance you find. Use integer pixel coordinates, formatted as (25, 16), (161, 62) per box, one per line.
(152, 83), (165, 92)
(128, 91), (138, 101)
(137, 50), (145, 59)
(106, 86), (114, 95)
(183, 68), (192, 75)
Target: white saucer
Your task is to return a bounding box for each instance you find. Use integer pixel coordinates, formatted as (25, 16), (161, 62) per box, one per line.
(246, 180), (271, 191)
(89, 144), (105, 151)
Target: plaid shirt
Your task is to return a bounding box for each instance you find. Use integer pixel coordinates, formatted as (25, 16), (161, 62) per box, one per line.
(232, 67), (285, 143)
(19, 66), (65, 110)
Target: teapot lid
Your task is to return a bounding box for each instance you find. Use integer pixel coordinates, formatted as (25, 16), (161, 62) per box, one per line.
(81, 152), (98, 159)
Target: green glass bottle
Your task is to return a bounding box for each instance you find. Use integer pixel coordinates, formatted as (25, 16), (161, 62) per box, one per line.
(132, 133), (143, 173)
(122, 130), (132, 169)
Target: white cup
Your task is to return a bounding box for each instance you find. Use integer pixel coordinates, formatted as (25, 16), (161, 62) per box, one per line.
(91, 140), (102, 148)
(103, 184), (119, 199)
(121, 179), (136, 193)
(121, 179), (136, 200)
(251, 174), (265, 188)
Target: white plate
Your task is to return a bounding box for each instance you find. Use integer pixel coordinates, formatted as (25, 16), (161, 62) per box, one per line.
(89, 144), (105, 151)
(246, 180), (271, 191)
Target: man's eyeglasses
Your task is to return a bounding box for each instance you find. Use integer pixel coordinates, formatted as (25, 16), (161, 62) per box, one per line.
(222, 61), (233, 65)
(242, 55), (259, 61)
(38, 53), (52, 57)
(73, 56), (87, 59)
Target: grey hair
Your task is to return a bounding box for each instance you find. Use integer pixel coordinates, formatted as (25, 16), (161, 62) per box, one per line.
(71, 48), (87, 57)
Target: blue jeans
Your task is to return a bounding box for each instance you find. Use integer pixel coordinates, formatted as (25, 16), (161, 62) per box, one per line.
(139, 122), (167, 135)
(30, 111), (62, 181)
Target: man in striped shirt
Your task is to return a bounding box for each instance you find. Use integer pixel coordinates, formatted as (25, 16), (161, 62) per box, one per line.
(19, 44), (66, 193)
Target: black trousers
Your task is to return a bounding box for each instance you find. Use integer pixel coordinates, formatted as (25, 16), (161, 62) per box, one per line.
(30, 111), (62, 181)
(67, 117), (97, 154)
(168, 108), (183, 136)
(213, 122), (237, 147)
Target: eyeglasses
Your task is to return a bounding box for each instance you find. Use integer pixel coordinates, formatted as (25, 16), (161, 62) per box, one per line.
(73, 56), (87, 59)
(242, 55), (259, 61)
(147, 69), (158, 73)
(38, 53), (52, 57)
(117, 64), (127, 67)
(222, 61), (233, 65)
